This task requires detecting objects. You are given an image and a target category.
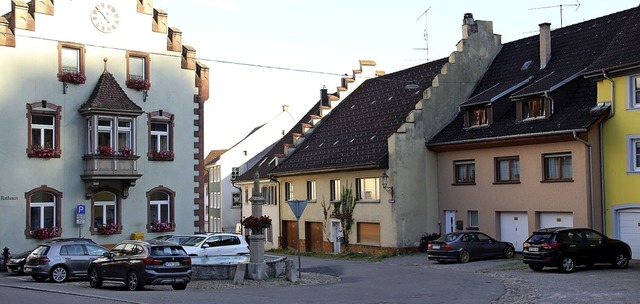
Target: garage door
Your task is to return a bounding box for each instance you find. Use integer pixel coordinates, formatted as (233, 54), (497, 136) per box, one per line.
(500, 212), (529, 252)
(619, 211), (640, 260)
(539, 212), (574, 229)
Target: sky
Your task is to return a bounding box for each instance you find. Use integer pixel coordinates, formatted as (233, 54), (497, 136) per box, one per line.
(3, 0), (638, 152)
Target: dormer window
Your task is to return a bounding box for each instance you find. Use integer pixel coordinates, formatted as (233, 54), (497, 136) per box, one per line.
(463, 106), (491, 128)
(517, 97), (550, 122)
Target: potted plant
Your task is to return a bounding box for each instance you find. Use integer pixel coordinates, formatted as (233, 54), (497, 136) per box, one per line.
(151, 150), (174, 161)
(27, 144), (61, 159)
(59, 71), (86, 84)
(151, 221), (172, 232)
(97, 223), (118, 235)
(118, 146), (133, 158)
(126, 78), (151, 91)
(97, 145), (114, 156)
(242, 215), (271, 234)
(420, 232), (441, 252)
(31, 227), (58, 240)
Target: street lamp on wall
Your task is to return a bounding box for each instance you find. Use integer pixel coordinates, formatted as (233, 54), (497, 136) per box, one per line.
(380, 171), (394, 203)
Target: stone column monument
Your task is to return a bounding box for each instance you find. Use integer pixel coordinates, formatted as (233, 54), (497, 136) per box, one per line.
(246, 172), (267, 280)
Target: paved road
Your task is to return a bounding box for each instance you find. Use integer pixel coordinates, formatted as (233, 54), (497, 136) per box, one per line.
(1, 253), (638, 304)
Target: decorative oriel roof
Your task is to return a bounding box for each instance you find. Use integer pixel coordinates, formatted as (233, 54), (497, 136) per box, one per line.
(78, 71), (143, 116)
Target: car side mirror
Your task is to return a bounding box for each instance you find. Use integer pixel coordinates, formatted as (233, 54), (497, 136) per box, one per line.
(202, 244), (210, 249)
(103, 252), (113, 258)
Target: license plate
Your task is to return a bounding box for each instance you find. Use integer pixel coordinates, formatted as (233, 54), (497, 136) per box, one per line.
(432, 245), (440, 250)
(528, 247), (539, 252)
(164, 262), (179, 267)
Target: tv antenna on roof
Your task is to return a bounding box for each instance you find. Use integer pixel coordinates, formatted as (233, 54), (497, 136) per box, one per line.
(413, 5), (431, 61)
(529, 0), (580, 28)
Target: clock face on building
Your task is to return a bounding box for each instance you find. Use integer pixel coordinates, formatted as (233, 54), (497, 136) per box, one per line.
(90, 2), (120, 33)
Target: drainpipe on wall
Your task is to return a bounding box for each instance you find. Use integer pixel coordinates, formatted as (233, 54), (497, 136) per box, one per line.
(600, 70), (615, 234)
(573, 131), (594, 229)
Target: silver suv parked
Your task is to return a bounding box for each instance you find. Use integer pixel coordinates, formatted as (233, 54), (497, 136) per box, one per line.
(24, 238), (109, 283)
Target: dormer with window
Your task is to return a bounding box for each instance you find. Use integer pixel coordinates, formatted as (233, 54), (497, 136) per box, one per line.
(463, 105), (492, 128)
(516, 97), (551, 122)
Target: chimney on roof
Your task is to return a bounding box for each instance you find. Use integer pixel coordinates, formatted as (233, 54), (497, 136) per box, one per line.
(539, 23), (551, 69)
(462, 13), (478, 39)
(282, 105), (289, 112)
(320, 86), (329, 106)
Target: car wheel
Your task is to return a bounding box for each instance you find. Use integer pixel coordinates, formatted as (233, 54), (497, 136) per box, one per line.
(560, 256), (575, 273)
(528, 264), (544, 271)
(172, 283), (188, 290)
(458, 250), (470, 263)
(613, 251), (629, 269)
(50, 265), (68, 283)
(503, 246), (515, 259)
(88, 267), (103, 288)
(31, 275), (47, 282)
(126, 270), (143, 291)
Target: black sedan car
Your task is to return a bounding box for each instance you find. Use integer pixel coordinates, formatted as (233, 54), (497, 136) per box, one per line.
(88, 240), (192, 291)
(5, 250), (32, 274)
(522, 227), (631, 273)
(427, 231), (515, 263)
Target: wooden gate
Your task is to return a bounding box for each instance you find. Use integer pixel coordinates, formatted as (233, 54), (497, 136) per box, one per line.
(283, 220), (298, 250)
(305, 222), (323, 252)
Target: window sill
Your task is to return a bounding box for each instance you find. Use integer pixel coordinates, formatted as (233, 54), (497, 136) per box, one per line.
(626, 171), (640, 174)
(355, 200), (380, 204)
(452, 182), (476, 186)
(493, 181), (521, 185)
(540, 179), (574, 183)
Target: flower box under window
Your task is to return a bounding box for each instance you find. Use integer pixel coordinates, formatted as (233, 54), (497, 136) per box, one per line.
(59, 71), (86, 84)
(126, 78), (151, 91)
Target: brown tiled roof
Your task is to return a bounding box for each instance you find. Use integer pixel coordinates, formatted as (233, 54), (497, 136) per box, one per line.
(270, 58), (449, 175)
(427, 6), (637, 146)
(78, 72), (143, 115)
(204, 149), (228, 167)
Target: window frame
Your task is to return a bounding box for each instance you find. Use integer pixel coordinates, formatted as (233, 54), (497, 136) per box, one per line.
(284, 182), (293, 201)
(26, 101), (62, 158)
(147, 187), (175, 233)
(627, 135), (640, 173)
(355, 177), (380, 202)
(90, 190), (121, 235)
(306, 180), (317, 202)
(494, 156), (521, 183)
(126, 51), (151, 82)
(147, 110), (174, 161)
(330, 179), (341, 202)
(468, 210), (479, 228)
(231, 167), (240, 180)
(629, 75), (640, 109)
(57, 42), (85, 80)
(454, 160), (476, 185)
(25, 186), (62, 239)
(464, 106), (491, 127)
(357, 222), (381, 245)
(542, 153), (573, 182)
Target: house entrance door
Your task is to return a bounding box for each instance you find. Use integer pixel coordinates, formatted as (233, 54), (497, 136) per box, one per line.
(445, 210), (456, 233)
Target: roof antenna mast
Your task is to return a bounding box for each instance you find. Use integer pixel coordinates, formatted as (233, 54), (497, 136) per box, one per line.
(414, 5), (431, 61)
(529, 0), (580, 28)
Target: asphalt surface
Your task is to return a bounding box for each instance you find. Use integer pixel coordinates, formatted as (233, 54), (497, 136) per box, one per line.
(1, 253), (639, 304)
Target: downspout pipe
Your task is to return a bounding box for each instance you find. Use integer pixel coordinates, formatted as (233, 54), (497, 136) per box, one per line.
(573, 131), (595, 229)
(600, 70), (615, 233)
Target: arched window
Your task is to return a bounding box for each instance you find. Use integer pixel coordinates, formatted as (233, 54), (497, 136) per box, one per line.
(25, 186), (62, 239)
(147, 187), (175, 233)
(91, 191), (121, 235)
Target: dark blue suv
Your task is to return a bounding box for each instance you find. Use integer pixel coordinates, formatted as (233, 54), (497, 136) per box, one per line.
(522, 227), (631, 273)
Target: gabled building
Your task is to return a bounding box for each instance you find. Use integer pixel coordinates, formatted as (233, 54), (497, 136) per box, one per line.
(205, 106), (295, 233)
(0, 0), (209, 252)
(426, 8), (640, 251)
(582, 6), (640, 259)
(262, 15), (501, 255)
(233, 60), (385, 250)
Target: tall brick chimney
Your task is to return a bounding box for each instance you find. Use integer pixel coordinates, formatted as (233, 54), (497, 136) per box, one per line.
(539, 23), (551, 69)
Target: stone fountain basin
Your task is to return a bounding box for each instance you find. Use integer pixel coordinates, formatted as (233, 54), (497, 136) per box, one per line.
(191, 255), (288, 280)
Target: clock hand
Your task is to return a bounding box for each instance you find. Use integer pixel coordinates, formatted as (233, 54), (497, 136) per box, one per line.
(97, 8), (111, 24)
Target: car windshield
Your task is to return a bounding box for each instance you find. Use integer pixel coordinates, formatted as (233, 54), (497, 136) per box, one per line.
(438, 233), (460, 242)
(182, 236), (206, 246)
(527, 233), (555, 243)
(150, 246), (187, 256)
(31, 245), (49, 255)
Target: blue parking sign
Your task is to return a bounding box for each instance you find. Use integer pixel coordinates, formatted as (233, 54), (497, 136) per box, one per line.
(76, 204), (85, 215)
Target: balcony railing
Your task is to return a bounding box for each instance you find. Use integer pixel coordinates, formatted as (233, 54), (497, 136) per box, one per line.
(81, 155), (142, 198)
